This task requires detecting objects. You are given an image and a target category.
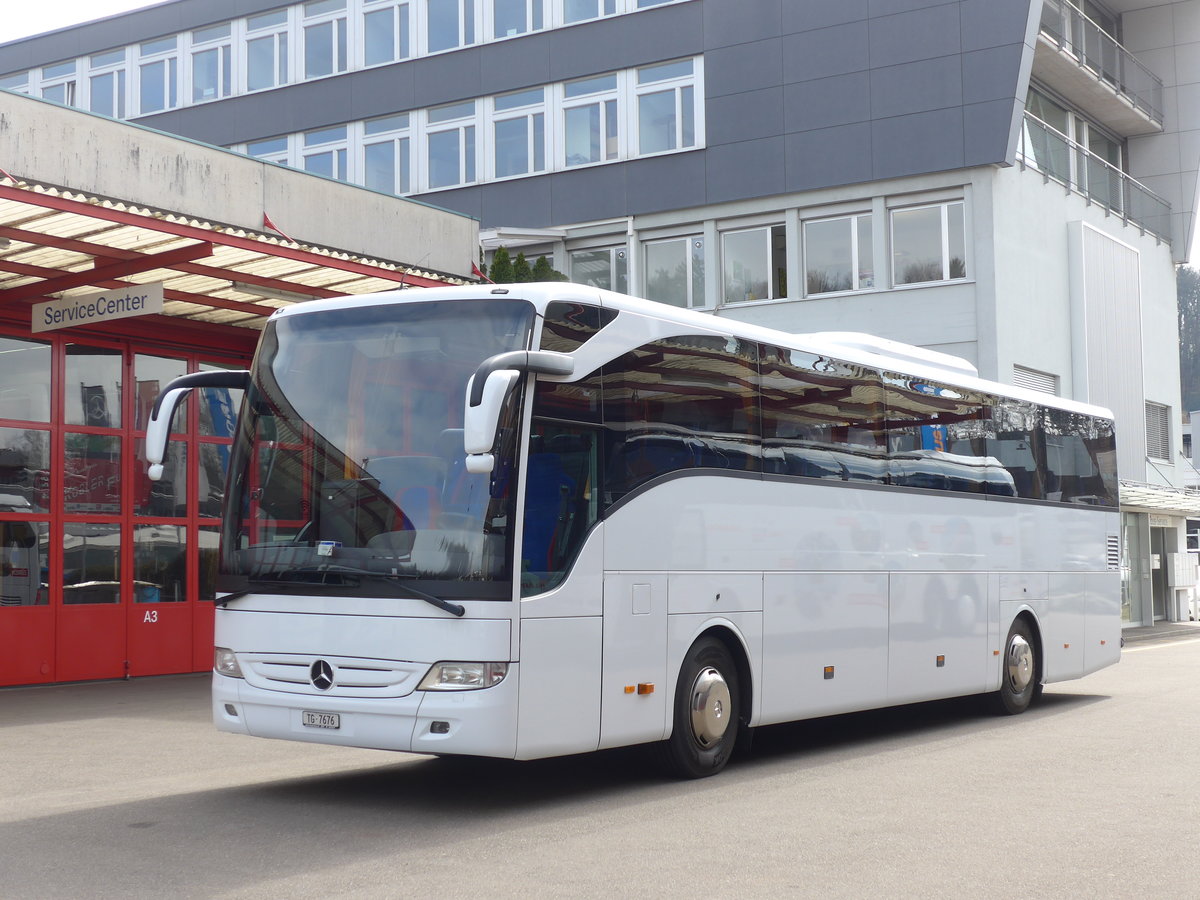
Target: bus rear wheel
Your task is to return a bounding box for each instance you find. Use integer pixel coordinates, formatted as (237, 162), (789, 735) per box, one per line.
(992, 617), (1042, 715)
(659, 637), (740, 778)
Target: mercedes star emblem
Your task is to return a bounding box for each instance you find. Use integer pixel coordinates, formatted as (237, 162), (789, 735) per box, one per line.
(310, 659), (334, 691)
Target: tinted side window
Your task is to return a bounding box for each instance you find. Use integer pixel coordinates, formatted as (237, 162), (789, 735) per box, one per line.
(987, 398), (1047, 500)
(1043, 408), (1117, 506)
(603, 335), (760, 506)
(761, 347), (886, 483)
(525, 370), (606, 595)
(883, 373), (994, 494)
(539, 301), (617, 352)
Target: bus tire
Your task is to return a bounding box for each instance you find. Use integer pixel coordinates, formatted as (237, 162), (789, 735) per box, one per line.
(992, 616), (1042, 715)
(659, 636), (740, 778)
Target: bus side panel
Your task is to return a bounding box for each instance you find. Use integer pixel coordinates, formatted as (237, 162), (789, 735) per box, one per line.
(760, 572), (888, 725)
(887, 572), (989, 705)
(1084, 571), (1122, 675)
(599, 573), (667, 750)
(1043, 574), (1086, 683)
(515, 616), (602, 760)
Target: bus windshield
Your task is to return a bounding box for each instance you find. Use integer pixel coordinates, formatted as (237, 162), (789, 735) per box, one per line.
(220, 297), (534, 601)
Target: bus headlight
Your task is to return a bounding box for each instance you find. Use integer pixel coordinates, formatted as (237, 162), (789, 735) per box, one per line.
(418, 661), (508, 691)
(214, 647), (244, 678)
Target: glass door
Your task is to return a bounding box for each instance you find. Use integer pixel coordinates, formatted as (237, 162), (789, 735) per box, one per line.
(57, 342), (127, 681)
(0, 335), (53, 684)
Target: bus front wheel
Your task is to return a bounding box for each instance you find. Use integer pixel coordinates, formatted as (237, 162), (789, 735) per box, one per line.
(992, 616), (1042, 715)
(659, 637), (740, 778)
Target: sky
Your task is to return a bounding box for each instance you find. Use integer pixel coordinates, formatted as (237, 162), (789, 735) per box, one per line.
(3, 1), (166, 45)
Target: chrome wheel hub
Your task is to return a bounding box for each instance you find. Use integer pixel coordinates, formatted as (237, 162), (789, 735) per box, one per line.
(1005, 634), (1033, 692)
(689, 666), (732, 748)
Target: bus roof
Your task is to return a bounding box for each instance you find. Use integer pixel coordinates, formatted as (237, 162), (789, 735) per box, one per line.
(273, 282), (1115, 421)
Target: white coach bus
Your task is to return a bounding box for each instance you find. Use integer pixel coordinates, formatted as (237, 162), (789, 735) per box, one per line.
(147, 283), (1121, 777)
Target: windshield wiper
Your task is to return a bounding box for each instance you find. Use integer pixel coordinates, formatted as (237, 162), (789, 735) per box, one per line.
(252, 564), (466, 617)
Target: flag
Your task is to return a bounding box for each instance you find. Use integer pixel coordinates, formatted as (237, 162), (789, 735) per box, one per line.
(471, 261), (494, 284)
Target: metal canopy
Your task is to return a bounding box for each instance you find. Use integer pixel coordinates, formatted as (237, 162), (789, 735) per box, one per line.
(0, 174), (463, 331)
(1119, 480), (1200, 517)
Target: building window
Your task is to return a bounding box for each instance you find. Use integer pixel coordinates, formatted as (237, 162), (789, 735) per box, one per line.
(363, 1), (411, 65)
(0, 72), (30, 93)
(246, 8), (290, 92)
(426, 100), (476, 188)
(41, 60), (78, 106)
(192, 23), (233, 103)
(493, 88), (546, 178)
(804, 213), (873, 295)
(138, 37), (178, 114)
(492, 0), (544, 38)
(891, 201), (966, 286)
(88, 50), (127, 119)
(426, 0), (475, 53)
(246, 136), (290, 164)
(563, 74), (618, 166)
(644, 236), (705, 308)
(363, 114), (411, 193)
(304, 0), (349, 79)
(636, 59), (695, 155)
(1012, 365), (1059, 395)
(303, 126), (349, 180)
(1146, 401), (1172, 461)
(571, 246), (627, 292)
(562, 0), (616, 22)
(722, 225), (785, 303)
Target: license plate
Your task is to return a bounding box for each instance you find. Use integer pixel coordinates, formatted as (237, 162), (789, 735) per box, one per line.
(302, 710), (340, 729)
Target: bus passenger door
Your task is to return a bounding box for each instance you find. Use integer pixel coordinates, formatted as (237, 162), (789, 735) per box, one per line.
(599, 573), (667, 749)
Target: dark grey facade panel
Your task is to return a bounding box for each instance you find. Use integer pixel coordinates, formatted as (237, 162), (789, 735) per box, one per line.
(704, 40), (782, 98)
(867, 4), (963, 70)
(705, 87), (784, 146)
(624, 150), (707, 215)
(871, 106), (966, 180)
(783, 72), (872, 134)
(414, 46), (485, 104)
(960, 0), (1037, 53)
(701, 0), (782, 49)
(479, 33), (553, 91)
(867, 0), (959, 17)
(869, 55), (963, 120)
(781, 0), (869, 33)
(702, 136), (786, 205)
(964, 97), (1024, 165)
(481, 177), (552, 228)
(548, 4), (703, 82)
(961, 44), (1028, 106)
(780, 21), (871, 84)
(783, 122), (874, 193)
(547, 164), (631, 223)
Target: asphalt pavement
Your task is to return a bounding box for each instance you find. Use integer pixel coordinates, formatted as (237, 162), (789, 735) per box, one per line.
(3, 626), (1200, 899)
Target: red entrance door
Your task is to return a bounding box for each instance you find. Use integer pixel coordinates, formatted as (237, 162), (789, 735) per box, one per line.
(0, 336), (244, 687)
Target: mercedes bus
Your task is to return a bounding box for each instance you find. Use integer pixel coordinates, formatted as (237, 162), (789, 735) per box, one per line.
(147, 283), (1121, 777)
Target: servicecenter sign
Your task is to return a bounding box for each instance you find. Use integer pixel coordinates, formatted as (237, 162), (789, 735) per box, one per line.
(32, 284), (165, 333)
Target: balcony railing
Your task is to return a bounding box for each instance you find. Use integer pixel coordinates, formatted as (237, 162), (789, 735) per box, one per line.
(1017, 112), (1171, 242)
(1040, 0), (1164, 127)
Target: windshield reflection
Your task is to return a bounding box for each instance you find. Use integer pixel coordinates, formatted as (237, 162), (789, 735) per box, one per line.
(220, 298), (533, 600)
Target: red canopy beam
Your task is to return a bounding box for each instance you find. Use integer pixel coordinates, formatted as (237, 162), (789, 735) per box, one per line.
(0, 225), (347, 299)
(0, 242), (214, 303)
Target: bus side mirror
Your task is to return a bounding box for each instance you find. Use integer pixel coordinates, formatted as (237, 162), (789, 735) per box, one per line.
(147, 370), (251, 481)
(463, 351), (574, 474)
